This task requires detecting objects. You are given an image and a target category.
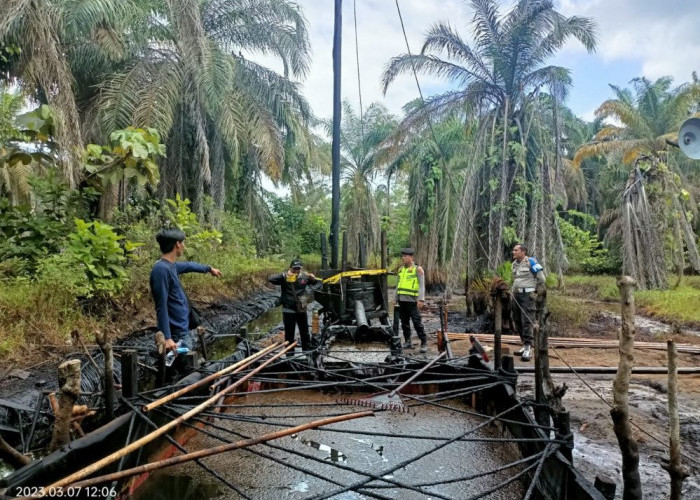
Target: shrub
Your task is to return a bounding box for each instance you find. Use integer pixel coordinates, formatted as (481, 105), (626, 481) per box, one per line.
(65, 219), (138, 297)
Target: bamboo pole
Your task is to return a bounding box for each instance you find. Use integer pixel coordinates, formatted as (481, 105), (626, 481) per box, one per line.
(49, 360), (82, 452)
(0, 434), (29, 468)
(66, 411), (373, 490)
(662, 340), (689, 500)
(44, 342), (294, 491)
(611, 275), (642, 500)
(143, 342), (280, 412)
(388, 351), (447, 398)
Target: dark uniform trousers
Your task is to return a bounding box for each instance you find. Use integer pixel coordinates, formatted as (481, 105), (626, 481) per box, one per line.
(397, 301), (426, 343)
(283, 311), (311, 351)
(513, 291), (536, 346)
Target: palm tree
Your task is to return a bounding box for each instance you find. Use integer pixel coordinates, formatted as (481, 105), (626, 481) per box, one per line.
(382, 0), (597, 279)
(98, 0), (313, 217)
(574, 76), (700, 288)
(336, 102), (397, 261)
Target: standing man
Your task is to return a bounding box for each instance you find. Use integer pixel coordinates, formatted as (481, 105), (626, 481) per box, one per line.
(150, 229), (222, 355)
(269, 259), (318, 352)
(396, 248), (427, 353)
(510, 244), (546, 362)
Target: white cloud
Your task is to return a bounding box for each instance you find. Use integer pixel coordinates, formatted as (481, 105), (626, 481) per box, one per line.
(556, 0), (700, 83)
(247, 0), (468, 120)
(249, 1), (699, 122)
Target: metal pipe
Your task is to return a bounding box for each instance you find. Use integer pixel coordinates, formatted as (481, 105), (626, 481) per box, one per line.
(354, 300), (370, 336)
(329, 0), (342, 270)
(320, 232), (328, 270)
(25, 391), (44, 453)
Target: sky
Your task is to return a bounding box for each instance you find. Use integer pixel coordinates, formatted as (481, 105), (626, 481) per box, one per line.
(252, 0), (700, 123)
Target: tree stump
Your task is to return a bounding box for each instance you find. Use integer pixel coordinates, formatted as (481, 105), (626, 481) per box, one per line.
(49, 360), (81, 452)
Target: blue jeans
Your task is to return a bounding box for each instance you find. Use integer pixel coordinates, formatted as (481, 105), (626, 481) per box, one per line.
(171, 329), (196, 351)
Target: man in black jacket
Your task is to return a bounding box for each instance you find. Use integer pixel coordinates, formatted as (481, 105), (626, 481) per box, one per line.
(269, 259), (318, 352)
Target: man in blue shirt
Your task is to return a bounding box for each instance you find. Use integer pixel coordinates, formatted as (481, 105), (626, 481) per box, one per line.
(149, 228), (222, 354)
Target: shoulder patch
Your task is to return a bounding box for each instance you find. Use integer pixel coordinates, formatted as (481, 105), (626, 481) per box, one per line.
(417, 266), (424, 276)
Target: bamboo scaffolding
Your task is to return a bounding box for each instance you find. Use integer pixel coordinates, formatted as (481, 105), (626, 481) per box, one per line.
(42, 342), (294, 492)
(142, 342), (281, 412)
(64, 411), (374, 490)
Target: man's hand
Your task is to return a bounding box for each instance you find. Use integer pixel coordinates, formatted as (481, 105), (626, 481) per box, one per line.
(210, 267), (223, 277)
(307, 273), (316, 280)
(418, 300), (425, 310)
(165, 338), (177, 351)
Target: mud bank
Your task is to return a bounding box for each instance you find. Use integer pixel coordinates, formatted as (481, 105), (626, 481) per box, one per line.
(0, 290), (279, 462)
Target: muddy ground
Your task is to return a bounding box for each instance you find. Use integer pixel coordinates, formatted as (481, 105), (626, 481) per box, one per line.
(428, 293), (700, 500)
(2, 286), (699, 499)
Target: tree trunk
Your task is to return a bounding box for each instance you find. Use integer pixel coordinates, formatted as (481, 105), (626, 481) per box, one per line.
(49, 360), (82, 452)
(611, 276), (642, 500)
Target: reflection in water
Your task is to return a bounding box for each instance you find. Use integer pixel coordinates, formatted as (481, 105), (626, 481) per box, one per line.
(210, 306), (283, 359)
(290, 433), (348, 463)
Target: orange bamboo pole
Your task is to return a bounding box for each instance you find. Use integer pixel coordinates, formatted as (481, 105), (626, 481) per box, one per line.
(142, 342), (281, 412)
(43, 342), (295, 492)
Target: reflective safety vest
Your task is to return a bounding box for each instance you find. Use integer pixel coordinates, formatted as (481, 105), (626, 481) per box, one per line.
(397, 265), (419, 297)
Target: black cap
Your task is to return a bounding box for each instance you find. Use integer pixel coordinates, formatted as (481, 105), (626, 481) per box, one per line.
(290, 259), (303, 268)
(400, 247), (415, 255)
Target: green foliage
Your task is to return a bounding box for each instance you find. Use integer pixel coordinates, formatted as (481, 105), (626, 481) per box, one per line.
(163, 194), (222, 254)
(268, 194), (327, 257)
(65, 219), (137, 297)
(494, 261), (513, 284)
(558, 211), (618, 274)
(83, 127), (165, 188)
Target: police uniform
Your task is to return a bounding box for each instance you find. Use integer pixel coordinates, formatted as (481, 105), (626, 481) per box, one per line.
(394, 248), (426, 351)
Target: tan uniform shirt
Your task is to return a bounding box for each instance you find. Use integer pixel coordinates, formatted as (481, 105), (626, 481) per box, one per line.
(511, 258), (545, 292)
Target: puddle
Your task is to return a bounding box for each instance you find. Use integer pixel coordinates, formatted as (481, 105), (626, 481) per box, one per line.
(209, 306), (283, 359)
(291, 434), (347, 463)
(170, 390), (526, 499)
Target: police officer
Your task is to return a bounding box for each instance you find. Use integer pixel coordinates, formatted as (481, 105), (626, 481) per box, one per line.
(511, 244), (546, 362)
(395, 248), (427, 353)
(269, 259), (318, 352)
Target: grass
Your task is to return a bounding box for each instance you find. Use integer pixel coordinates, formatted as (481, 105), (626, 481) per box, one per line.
(0, 242), (288, 366)
(546, 293), (593, 329)
(558, 275), (620, 301)
(557, 274), (700, 327)
(635, 286), (700, 326)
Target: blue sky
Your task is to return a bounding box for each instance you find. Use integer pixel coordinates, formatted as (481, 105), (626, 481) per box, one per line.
(252, 0), (699, 123)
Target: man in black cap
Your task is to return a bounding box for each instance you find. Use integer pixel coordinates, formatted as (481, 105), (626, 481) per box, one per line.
(395, 248), (427, 353)
(269, 259), (318, 352)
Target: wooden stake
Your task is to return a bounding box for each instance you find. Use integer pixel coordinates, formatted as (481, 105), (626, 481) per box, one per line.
(661, 340), (689, 500)
(155, 331), (166, 388)
(494, 295), (503, 371)
(95, 330), (114, 421)
(66, 411), (373, 489)
(611, 275), (642, 500)
(49, 360), (81, 452)
(45, 343), (294, 491)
